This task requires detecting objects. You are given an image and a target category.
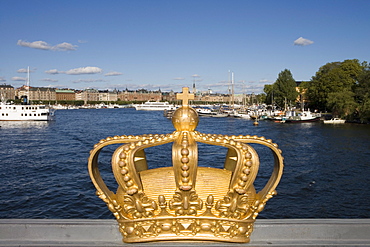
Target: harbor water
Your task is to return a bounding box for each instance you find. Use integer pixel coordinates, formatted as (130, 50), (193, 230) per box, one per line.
(0, 108), (369, 219)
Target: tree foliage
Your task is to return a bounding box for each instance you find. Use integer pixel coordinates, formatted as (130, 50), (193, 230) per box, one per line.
(271, 69), (298, 108)
(263, 84), (273, 105)
(327, 90), (357, 117)
(305, 59), (363, 111)
(353, 63), (370, 122)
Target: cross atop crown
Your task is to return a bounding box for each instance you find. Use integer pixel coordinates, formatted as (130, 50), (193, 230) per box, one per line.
(177, 87), (194, 107)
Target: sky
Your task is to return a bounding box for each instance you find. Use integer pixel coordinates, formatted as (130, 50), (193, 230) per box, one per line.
(0, 0), (369, 94)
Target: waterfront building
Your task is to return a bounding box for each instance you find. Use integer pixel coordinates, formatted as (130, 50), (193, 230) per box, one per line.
(98, 89), (118, 102)
(75, 89), (99, 104)
(56, 89), (76, 101)
(199, 92), (230, 103)
(0, 84), (15, 100)
(16, 86), (56, 102)
(117, 88), (162, 102)
(4, 82), (259, 105)
(161, 90), (177, 102)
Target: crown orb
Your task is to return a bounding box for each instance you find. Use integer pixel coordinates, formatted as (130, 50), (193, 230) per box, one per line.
(172, 107), (199, 131)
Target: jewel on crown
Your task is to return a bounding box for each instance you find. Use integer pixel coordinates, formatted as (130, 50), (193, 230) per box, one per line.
(88, 87), (284, 243)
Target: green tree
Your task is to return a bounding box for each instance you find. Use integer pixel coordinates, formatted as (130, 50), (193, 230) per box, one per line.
(263, 84), (274, 105)
(306, 59), (363, 111)
(327, 90), (357, 117)
(354, 62), (370, 122)
(273, 69), (298, 109)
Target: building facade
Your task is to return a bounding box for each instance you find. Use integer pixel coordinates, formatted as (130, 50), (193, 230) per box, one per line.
(98, 90), (118, 102)
(0, 84), (15, 101)
(117, 89), (162, 102)
(16, 86), (56, 102)
(56, 89), (76, 101)
(8, 84), (237, 104)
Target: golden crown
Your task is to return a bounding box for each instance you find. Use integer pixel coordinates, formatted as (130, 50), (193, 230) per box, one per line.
(88, 87), (284, 243)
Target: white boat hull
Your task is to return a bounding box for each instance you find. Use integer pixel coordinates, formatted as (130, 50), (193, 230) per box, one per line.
(133, 101), (176, 111)
(0, 104), (55, 121)
(323, 118), (346, 124)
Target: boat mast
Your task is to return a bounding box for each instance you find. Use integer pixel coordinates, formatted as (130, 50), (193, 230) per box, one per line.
(228, 70), (231, 106)
(27, 66), (30, 104)
(232, 71), (235, 110)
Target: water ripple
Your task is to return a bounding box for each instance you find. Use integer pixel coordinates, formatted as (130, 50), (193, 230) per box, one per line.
(1, 108), (369, 219)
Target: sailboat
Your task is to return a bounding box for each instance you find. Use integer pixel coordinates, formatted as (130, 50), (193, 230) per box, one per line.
(227, 71), (241, 118)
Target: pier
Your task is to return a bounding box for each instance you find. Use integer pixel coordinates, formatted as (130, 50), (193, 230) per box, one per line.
(1, 219), (369, 246)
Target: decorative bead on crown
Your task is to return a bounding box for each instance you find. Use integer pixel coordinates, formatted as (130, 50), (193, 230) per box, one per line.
(88, 87), (284, 243)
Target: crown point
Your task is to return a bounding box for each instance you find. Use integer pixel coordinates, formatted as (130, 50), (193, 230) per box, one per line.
(177, 87), (194, 107)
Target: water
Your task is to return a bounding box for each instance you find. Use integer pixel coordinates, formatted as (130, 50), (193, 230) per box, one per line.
(1, 108), (369, 219)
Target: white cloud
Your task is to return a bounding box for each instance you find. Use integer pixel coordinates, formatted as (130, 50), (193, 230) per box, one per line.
(11, 77), (27, 81)
(41, 78), (58, 82)
(173, 77), (185, 80)
(17, 68), (36, 73)
(259, 79), (271, 83)
(192, 74), (201, 78)
(17, 40), (51, 50)
(73, 79), (106, 83)
(45, 66), (103, 75)
(105, 71), (123, 76)
(45, 69), (60, 74)
(0, 76), (6, 82)
(17, 68), (28, 73)
(294, 37), (314, 46)
(65, 66), (102, 75)
(17, 40), (77, 51)
(53, 42), (78, 51)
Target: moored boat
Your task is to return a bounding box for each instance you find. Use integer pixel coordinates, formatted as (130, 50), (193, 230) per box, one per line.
(133, 101), (177, 111)
(323, 118), (346, 124)
(0, 102), (55, 121)
(194, 106), (213, 116)
(283, 110), (321, 123)
(210, 111), (228, 118)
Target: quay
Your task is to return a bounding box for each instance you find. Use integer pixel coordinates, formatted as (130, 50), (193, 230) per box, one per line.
(0, 219), (369, 246)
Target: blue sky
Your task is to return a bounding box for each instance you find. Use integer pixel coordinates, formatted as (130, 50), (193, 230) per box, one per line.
(1, 0), (369, 94)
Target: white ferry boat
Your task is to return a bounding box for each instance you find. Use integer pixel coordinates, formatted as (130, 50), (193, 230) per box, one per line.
(0, 102), (55, 121)
(0, 67), (55, 121)
(133, 101), (177, 111)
